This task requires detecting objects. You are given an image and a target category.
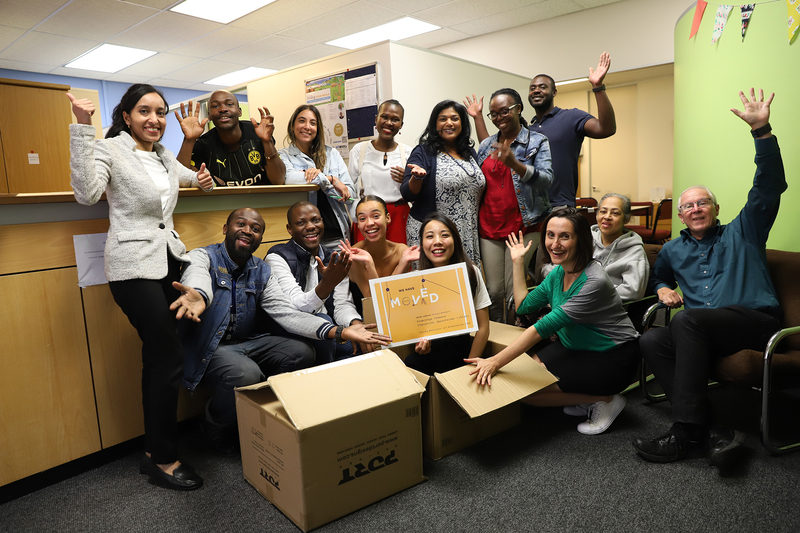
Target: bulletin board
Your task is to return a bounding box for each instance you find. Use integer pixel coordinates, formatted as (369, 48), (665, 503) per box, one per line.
(304, 63), (378, 158)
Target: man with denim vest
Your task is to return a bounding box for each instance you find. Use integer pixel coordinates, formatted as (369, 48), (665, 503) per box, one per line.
(632, 89), (784, 468)
(170, 208), (390, 455)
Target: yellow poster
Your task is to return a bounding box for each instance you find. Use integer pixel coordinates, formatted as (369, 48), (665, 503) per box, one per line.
(369, 263), (478, 347)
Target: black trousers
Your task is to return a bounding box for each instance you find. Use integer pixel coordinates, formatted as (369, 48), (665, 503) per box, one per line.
(640, 305), (779, 426)
(109, 258), (184, 464)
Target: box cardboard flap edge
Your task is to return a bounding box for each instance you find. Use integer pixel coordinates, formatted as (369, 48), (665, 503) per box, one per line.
(244, 350), (425, 430)
(434, 355), (557, 419)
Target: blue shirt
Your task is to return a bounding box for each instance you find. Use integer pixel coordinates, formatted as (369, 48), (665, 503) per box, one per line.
(650, 136), (785, 316)
(529, 106), (593, 207)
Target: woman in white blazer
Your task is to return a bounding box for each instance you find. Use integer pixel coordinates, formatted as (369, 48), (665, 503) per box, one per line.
(68, 84), (213, 491)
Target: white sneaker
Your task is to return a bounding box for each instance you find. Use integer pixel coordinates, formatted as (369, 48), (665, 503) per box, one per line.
(563, 404), (591, 417)
(577, 394), (626, 435)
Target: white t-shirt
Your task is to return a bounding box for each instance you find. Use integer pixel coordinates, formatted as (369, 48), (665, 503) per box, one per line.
(471, 264), (491, 311)
(136, 150), (170, 215)
(348, 141), (411, 207)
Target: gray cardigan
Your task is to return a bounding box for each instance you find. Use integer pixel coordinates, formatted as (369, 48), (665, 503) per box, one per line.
(69, 124), (201, 282)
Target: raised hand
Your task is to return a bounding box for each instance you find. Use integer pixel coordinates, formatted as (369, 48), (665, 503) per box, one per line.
(339, 241), (373, 265)
(506, 231), (532, 264)
(588, 51), (611, 87)
(390, 165), (404, 184)
(490, 141), (516, 167)
(66, 93), (95, 125)
(251, 106), (275, 143)
(415, 338), (431, 355)
(317, 251), (351, 287)
(169, 281), (206, 322)
(730, 88), (773, 130)
(196, 163), (213, 190)
(463, 94), (484, 118)
(174, 101), (207, 140)
(407, 164), (427, 180)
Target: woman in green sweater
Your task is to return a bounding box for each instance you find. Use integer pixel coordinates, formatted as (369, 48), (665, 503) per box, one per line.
(466, 207), (639, 435)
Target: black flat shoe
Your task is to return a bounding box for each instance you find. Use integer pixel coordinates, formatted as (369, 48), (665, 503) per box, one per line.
(146, 458), (204, 491)
(707, 427), (745, 468)
(632, 424), (706, 463)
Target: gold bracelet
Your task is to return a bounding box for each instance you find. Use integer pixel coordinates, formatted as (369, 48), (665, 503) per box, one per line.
(265, 152), (279, 160)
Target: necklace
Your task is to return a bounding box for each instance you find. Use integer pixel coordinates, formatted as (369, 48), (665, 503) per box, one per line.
(443, 150), (476, 178)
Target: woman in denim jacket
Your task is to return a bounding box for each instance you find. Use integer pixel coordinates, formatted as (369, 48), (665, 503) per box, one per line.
(472, 88), (553, 323)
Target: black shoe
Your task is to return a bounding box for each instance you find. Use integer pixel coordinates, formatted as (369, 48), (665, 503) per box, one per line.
(145, 458), (203, 491)
(707, 427), (745, 468)
(199, 417), (239, 457)
(632, 424), (707, 463)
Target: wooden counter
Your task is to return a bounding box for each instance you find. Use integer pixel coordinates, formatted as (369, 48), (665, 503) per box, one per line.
(0, 185), (316, 487)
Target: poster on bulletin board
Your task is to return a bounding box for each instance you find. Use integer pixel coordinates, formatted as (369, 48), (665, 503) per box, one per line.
(305, 64), (378, 159)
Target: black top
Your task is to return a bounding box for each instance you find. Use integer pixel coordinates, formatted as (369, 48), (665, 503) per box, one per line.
(191, 120), (274, 186)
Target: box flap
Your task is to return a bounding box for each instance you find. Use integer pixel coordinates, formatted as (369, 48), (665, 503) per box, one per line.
(406, 367), (430, 388)
(434, 355), (557, 418)
(267, 350), (425, 430)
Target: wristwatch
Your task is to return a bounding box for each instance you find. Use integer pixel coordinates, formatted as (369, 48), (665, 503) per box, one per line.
(751, 123), (771, 138)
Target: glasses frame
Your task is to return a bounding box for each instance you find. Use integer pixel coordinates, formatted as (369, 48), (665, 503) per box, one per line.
(486, 103), (520, 121)
(678, 198), (714, 213)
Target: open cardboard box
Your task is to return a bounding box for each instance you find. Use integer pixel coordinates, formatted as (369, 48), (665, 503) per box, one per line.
(235, 350), (426, 532)
(364, 298), (558, 460)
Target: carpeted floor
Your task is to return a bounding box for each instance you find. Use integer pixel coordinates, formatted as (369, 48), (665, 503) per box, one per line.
(2, 386), (799, 533)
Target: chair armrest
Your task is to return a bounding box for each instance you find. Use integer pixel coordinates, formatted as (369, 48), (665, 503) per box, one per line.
(761, 325), (800, 455)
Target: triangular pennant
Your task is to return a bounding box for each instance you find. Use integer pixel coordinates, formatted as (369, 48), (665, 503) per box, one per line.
(712, 5), (734, 43)
(789, 0), (800, 42)
(690, 1), (708, 39)
(740, 4), (755, 41)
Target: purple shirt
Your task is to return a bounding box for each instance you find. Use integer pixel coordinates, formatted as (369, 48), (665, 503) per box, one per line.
(529, 106), (592, 207)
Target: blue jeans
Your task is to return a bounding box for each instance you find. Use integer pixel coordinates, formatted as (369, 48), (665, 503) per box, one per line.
(198, 334), (315, 427)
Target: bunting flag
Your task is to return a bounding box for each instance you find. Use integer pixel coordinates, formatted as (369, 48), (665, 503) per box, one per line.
(789, 0), (800, 42)
(740, 4), (755, 41)
(690, 0), (708, 38)
(712, 4), (733, 43)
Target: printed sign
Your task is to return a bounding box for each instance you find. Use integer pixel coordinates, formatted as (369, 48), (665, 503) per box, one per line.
(369, 263), (478, 347)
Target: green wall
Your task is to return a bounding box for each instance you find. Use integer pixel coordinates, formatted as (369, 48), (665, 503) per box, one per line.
(674, 3), (799, 251)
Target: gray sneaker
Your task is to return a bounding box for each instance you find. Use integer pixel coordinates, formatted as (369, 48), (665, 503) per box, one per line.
(563, 403), (591, 417)
(577, 394), (626, 435)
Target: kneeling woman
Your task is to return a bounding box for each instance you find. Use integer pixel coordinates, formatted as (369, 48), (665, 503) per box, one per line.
(404, 213), (490, 375)
(467, 208), (639, 435)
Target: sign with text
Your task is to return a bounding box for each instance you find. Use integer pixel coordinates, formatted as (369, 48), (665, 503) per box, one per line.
(369, 263), (477, 347)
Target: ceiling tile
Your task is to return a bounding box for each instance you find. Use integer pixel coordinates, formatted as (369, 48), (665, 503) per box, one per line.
(365, 0), (453, 15)
(399, 27), (474, 49)
(108, 11), (222, 52)
(122, 0), (175, 8)
(115, 52), (201, 78)
(0, 31), (98, 66)
(231, 0), (356, 33)
(169, 26), (273, 58)
(277, 1), (404, 43)
(49, 65), (116, 79)
(147, 77), (196, 89)
(214, 35), (315, 66)
(101, 72), (154, 84)
(186, 82), (233, 92)
(257, 44), (344, 71)
(573, 0), (623, 8)
(36, 0), (157, 41)
(415, 0), (535, 27)
(0, 26), (27, 51)
(159, 59), (240, 83)
(452, 0), (583, 35)
(0, 0), (69, 30)
(0, 58), (55, 74)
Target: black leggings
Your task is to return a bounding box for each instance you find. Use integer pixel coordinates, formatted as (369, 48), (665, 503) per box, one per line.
(537, 338), (640, 396)
(403, 334), (473, 375)
(109, 257), (184, 464)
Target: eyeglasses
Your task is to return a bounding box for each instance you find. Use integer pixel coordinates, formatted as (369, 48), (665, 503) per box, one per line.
(678, 198), (714, 212)
(487, 104), (519, 120)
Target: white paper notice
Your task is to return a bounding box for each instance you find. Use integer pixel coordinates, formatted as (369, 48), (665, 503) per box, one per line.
(345, 74), (377, 110)
(73, 233), (108, 287)
(28, 153), (40, 164)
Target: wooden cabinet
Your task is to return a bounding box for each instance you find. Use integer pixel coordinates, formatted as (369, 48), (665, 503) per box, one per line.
(0, 268), (102, 486)
(0, 78), (73, 193)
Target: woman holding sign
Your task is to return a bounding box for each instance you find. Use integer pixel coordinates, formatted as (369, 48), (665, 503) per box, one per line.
(403, 213), (490, 375)
(466, 208), (639, 435)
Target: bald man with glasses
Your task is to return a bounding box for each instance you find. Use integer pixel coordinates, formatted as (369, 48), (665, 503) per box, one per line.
(632, 89), (785, 469)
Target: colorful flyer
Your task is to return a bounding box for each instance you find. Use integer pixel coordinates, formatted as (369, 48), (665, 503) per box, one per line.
(369, 263), (478, 347)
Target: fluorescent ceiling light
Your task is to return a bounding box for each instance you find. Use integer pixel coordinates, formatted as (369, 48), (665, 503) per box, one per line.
(65, 44), (156, 73)
(326, 17), (439, 49)
(171, 0), (276, 24)
(557, 77), (589, 86)
(205, 67), (276, 86)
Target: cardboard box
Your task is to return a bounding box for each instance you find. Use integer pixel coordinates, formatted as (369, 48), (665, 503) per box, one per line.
(366, 303), (558, 460)
(235, 351), (426, 532)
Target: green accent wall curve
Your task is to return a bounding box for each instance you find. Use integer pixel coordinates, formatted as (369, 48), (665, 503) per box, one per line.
(674, 3), (799, 251)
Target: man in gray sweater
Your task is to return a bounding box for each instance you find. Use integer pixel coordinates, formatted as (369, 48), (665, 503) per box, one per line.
(170, 208), (390, 455)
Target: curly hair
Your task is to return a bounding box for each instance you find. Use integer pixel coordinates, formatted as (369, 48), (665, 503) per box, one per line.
(419, 100), (473, 160)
